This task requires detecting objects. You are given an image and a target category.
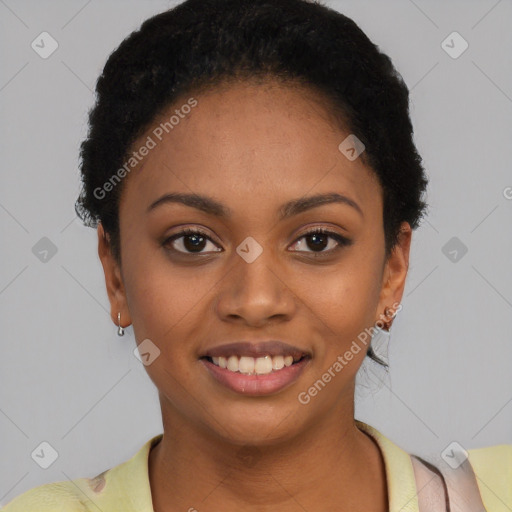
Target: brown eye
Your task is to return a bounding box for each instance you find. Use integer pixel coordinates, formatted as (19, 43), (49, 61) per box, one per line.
(289, 228), (352, 255)
(164, 228), (222, 254)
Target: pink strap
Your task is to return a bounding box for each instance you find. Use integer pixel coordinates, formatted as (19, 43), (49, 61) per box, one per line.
(410, 454), (487, 511)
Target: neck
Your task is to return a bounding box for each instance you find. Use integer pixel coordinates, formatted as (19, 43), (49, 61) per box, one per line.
(148, 394), (387, 512)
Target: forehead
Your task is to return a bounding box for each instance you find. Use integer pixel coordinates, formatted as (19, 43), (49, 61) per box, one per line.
(120, 80), (382, 220)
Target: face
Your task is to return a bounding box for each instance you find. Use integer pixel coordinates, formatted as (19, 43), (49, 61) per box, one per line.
(98, 79), (411, 446)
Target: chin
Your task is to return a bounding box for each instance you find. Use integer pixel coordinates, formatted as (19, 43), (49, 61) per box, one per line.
(204, 402), (306, 448)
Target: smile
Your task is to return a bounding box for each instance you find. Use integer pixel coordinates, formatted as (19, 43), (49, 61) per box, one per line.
(204, 354), (306, 375)
(200, 355), (310, 396)
(199, 340), (311, 395)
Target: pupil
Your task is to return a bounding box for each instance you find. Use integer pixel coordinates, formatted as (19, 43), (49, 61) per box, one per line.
(184, 234), (206, 252)
(308, 233), (327, 251)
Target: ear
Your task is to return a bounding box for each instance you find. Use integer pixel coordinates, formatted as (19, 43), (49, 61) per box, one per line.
(97, 222), (131, 328)
(375, 222), (412, 326)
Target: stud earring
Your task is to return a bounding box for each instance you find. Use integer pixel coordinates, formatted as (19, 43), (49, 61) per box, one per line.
(117, 312), (125, 336)
(382, 306), (397, 332)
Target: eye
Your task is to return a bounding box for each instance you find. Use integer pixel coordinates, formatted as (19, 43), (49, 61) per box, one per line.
(163, 228), (222, 254)
(289, 227), (352, 256)
(163, 226), (352, 256)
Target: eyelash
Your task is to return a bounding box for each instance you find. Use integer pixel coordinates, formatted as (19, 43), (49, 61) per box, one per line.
(163, 227), (352, 257)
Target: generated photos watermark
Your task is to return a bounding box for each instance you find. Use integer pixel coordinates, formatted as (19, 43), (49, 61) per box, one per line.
(93, 97), (198, 200)
(298, 301), (402, 405)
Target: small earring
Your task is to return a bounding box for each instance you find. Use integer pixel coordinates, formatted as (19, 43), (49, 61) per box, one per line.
(117, 312), (125, 336)
(382, 306), (396, 332)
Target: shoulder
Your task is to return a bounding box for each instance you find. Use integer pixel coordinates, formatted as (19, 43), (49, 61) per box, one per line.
(1, 435), (162, 512)
(0, 480), (89, 511)
(467, 443), (512, 511)
(1, 466), (126, 512)
(1, 466), (114, 512)
(468, 442), (512, 469)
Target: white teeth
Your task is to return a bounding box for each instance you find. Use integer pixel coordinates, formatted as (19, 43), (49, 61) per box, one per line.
(227, 355), (239, 372)
(209, 354), (303, 374)
(272, 355), (284, 370)
(239, 356), (255, 375)
(254, 355), (273, 375)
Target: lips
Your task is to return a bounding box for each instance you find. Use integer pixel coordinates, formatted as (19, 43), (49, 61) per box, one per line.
(199, 340), (311, 394)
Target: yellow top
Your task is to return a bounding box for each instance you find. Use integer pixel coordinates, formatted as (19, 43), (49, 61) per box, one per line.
(2, 421), (510, 511)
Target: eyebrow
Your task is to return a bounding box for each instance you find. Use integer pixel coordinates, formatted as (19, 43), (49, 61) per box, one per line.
(147, 192), (363, 219)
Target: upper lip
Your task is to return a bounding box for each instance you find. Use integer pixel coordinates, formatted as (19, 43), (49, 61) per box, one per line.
(201, 341), (311, 360)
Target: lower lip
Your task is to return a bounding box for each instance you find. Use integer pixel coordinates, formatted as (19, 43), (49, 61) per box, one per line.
(200, 357), (310, 396)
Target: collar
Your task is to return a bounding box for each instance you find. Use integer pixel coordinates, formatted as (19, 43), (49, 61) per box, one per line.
(94, 422), (419, 512)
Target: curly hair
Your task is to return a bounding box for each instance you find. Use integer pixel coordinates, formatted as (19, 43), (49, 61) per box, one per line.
(75, 0), (429, 367)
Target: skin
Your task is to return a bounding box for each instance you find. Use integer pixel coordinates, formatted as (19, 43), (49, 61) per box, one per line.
(98, 79), (412, 512)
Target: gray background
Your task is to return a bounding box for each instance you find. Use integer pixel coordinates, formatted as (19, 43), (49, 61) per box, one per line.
(1, 0), (511, 506)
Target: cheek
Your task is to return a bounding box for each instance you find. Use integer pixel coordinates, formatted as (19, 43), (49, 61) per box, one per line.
(297, 256), (383, 355)
(124, 263), (204, 399)
(121, 245), (205, 345)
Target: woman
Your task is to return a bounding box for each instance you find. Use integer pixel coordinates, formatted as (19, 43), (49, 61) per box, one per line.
(2, 0), (510, 511)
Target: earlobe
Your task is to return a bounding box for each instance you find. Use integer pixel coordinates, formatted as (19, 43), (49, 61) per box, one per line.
(97, 222), (132, 327)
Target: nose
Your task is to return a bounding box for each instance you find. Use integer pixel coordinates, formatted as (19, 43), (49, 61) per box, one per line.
(214, 246), (297, 327)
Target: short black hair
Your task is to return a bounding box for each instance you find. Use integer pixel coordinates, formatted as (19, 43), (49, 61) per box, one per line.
(75, 0), (429, 367)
